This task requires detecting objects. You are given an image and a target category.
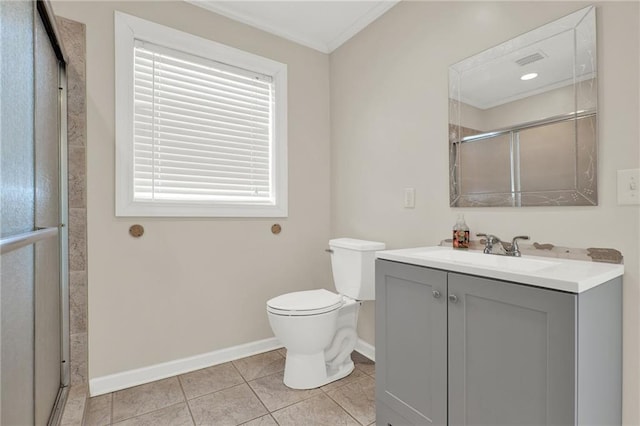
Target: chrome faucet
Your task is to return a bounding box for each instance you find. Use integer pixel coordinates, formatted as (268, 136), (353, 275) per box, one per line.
(477, 233), (530, 257)
(476, 233), (503, 254)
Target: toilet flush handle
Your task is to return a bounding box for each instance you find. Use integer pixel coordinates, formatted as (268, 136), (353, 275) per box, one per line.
(325, 248), (334, 253)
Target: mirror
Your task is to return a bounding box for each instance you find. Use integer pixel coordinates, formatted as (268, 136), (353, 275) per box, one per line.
(449, 6), (597, 207)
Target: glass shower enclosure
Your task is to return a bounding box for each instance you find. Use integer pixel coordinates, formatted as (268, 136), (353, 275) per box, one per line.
(1, 1), (69, 424)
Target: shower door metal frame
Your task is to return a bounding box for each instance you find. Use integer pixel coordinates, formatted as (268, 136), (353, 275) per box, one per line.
(38, 0), (71, 422)
(47, 50), (70, 426)
(58, 53), (70, 394)
(47, 40), (70, 426)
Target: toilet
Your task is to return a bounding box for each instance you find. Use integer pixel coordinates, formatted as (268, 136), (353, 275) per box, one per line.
(266, 238), (385, 389)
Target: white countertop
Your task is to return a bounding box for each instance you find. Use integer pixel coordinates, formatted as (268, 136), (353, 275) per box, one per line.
(376, 246), (624, 293)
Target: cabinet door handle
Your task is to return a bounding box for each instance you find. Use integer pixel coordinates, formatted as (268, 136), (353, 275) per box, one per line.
(432, 290), (441, 298)
(448, 294), (458, 303)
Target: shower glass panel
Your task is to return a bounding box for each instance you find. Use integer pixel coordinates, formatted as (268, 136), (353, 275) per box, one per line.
(0, 0), (35, 237)
(1, 1), (67, 424)
(1, 1), (37, 424)
(1, 246), (36, 425)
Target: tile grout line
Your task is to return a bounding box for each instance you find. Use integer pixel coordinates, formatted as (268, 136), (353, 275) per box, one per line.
(231, 355), (284, 425)
(320, 362), (373, 394)
(323, 374), (376, 426)
(98, 351), (374, 426)
(108, 392), (114, 426)
(219, 361), (276, 426)
(243, 353), (377, 419)
(80, 389), (89, 426)
(319, 371), (363, 394)
(110, 379), (185, 424)
(111, 402), (188, 426)
(359, 365), (376, 378)
(323, 388), (367, 426)
(230, 359), (251, 384)
(170, 359), (279, 422)
(176, 374), (197, 426)
(80, 392), (90, 426)
(238, 363), (278, 424)
(246, 369), (325, 414)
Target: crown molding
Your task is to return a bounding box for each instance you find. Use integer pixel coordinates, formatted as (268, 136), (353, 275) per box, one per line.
(185, 0), (399, 54)
(326, 1), (399, 52)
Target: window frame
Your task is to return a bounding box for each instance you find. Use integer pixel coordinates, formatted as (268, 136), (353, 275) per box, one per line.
(114, 11), (288, 217)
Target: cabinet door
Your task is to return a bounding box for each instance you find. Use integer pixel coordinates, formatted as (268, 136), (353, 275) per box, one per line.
(376, 260), (447, 425)
(448, 273), (576, 426)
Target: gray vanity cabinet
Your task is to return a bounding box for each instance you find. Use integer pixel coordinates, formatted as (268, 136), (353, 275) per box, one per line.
(376, 259), (622, 426)
(447, 272), (575, 426)
(375, 260), (448, 425)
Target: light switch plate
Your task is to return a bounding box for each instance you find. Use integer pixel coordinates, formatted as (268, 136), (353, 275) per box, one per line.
(617, 169), (640, 205)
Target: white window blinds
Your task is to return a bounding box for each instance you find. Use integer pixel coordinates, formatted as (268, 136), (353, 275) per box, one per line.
(133, 40), (275, 204)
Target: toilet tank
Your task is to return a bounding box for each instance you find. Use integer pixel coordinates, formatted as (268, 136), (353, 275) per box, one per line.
(329, 238), (386, 301)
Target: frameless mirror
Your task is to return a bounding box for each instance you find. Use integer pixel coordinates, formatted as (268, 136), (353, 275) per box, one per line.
(449, 6), (597, 207)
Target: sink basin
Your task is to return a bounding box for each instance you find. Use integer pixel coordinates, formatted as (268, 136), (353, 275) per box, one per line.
(410, 249), (559, 273)
(376, 246), (624, 293)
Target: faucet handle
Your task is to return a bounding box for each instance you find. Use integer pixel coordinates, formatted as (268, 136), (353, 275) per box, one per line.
(477, 233), (499, 243)
(511, 235), (530, 244)
(476, 232), (494, 242)
(510, 235), (530, 256)
(476, 233), (499, 254)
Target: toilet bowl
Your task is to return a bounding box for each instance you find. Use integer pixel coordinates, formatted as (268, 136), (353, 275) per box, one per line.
(266, 238), (385, 389)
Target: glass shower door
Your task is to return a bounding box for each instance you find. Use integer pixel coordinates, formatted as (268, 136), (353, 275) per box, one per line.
(1, 1), (67, 424)
(1, 1), (38, 424)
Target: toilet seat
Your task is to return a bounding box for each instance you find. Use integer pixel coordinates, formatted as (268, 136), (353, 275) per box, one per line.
(267, 289), (343, 316)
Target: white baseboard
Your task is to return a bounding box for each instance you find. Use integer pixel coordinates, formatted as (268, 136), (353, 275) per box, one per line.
(354, 338), (375, 361)
(90, 336), (375, 396)
(89, 337), (282, 396)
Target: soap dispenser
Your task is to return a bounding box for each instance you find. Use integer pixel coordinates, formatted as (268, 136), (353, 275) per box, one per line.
(453, 214), (470, 249)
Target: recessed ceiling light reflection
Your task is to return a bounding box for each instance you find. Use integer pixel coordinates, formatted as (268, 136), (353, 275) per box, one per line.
(520, 72), (538, 81)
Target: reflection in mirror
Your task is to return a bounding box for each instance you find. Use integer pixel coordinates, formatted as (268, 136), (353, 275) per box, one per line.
(449, 6), (597, 207)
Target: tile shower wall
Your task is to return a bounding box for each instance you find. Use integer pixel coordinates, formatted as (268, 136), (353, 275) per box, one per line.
(57, 16), (87, 386)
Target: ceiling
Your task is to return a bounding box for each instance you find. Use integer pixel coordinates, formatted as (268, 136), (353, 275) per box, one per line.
(185, 0), (400, 54)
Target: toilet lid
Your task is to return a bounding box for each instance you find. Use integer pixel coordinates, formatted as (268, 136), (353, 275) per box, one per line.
(267, 289), (343, 316)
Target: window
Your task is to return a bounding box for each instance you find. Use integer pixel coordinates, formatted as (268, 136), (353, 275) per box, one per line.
(115, 12), (287, 217)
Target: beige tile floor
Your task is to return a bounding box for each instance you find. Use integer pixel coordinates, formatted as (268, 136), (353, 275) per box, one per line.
(81, 350), (376, 426)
